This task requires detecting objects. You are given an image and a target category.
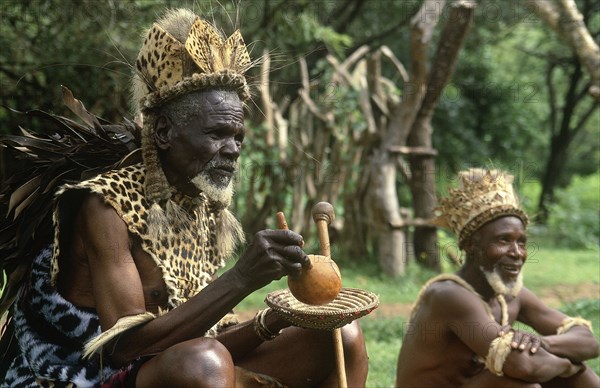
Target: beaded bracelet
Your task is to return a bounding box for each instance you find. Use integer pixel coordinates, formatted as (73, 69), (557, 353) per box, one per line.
(253, 308), (280, 341)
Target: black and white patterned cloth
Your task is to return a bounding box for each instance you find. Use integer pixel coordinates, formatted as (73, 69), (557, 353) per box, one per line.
(3, 247), (118, 387)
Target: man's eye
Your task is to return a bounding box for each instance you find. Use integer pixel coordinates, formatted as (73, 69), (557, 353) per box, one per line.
(210, 130), (226, 139)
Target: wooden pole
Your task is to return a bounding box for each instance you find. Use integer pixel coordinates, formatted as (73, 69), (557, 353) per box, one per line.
(311, 202), (347, 388)
(332, 328), (347, 388)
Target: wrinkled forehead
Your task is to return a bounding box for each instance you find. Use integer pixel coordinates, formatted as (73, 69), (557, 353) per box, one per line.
(159, 88), (244, 122)
(183, 89), (242, 110)
(475, 216), (526, 239)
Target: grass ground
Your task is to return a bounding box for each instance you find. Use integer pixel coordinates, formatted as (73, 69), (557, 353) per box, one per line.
(232, 245), (600, 387)
(0, 244), (596, 386)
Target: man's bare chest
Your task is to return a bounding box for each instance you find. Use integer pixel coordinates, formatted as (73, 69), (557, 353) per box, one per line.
(130, 242), (169, 312)
(487, 295), (521, 326)
(57, 240), (169, 313)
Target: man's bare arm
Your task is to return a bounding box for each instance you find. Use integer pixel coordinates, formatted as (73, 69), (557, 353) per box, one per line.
(430, 281), (582, 382)
(518, 287), (599, 362)
(77, 195), (148, 332)
(77, 194), (306, 366)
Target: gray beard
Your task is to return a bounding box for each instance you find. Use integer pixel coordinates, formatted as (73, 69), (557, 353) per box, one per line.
(480, 266), (524, 297)
(190, 158), (236, 208)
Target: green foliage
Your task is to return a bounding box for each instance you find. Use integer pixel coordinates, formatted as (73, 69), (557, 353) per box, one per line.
(433, 13), (549, 173)
(362, 316), (406, 344)
(523, 245), (599, 293)
(361, 317), (403, 387)
(517, 179), (542, 219)
(546, 173), (600, 249)
(561, 299), (600, 319)
(294, 13), (352, 56)
(433, 0), (598, 203)
(0, 0), (155, 121)
(561, 299), (600, 374)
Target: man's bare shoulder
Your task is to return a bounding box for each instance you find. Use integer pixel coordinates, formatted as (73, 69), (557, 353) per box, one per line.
(75, 192), (127, 230)
(514, 285), (548, 313)
(72, 192), (131, 253)
(77, 191), (114, 213)
(57, 192), (133, 307)
(515, 285), (537, 301)
(422, 278), (484, 317)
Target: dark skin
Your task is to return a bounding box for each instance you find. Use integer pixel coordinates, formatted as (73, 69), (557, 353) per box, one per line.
(395, 216), (599, 387)
(56, 89), (368, 387)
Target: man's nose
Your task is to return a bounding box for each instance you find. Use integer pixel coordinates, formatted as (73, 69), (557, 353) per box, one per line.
(507, 242), (524, 259)
(220, 138), (241, 160)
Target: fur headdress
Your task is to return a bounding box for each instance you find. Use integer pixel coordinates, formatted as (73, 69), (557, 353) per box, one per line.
(131, 8), (251, 205)
(132, 8), (251, 114)
(434, 168), (528, 248)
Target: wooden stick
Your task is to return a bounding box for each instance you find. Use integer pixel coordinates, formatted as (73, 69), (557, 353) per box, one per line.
(276, 211), (288, 230)
(315, 219), (331, 258)
(311, 202), (347, 388)
(312, 202), (334, 258)
(333, 328), (347, 388)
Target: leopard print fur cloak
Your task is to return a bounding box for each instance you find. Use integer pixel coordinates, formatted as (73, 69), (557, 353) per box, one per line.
(53, 163), (236, 310)
(3, 164), (242, 386)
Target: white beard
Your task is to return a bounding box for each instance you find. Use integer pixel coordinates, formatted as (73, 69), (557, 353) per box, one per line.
(191, 172), (234, 208)
(480, 266), (524, 297)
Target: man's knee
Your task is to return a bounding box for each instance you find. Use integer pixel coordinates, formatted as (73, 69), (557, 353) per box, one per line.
(140, 338), (234, 387)
(542, 366), (600, 388)
(341, 321), (367, 361)
(171, 338), (234, 374)
(342, 321), (365, 345)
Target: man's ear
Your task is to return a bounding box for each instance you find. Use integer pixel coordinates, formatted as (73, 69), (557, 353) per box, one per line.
(463, 237), (473, 255)
(154, 115), (172, 150)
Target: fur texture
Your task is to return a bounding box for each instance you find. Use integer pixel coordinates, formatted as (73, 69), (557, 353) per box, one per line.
(485, 331), (515, 376)
(131, 8), (250, 115)
(4, 248), (118, 386)
(433, 169), (528, 248)
(53, 164), (243, 310)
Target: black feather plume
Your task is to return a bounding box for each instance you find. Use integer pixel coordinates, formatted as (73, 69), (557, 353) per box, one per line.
(0, 86), (142, 316)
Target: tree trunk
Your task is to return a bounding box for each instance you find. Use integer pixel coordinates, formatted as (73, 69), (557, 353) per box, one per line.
(538, 131), (572, 221)
(407, 146), (439, 270)
(536, 58), (597, 221)
(527, 0), (600, 101)
(365, 1), (447, 276)
(406, 0), (475, 270)
(368, 152), (406, 275)
(238, 1), (475, 275)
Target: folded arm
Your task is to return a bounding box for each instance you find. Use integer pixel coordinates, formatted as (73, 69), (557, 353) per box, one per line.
(518, 287), (599, 362)
(430, 281), (582, 383)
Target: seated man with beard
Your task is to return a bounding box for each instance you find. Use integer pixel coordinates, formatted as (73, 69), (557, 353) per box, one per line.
(395, 169), (599, 388)
(2, 9), (367, 387)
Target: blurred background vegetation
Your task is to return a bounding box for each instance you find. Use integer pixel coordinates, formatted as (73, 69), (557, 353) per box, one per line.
(1, 0), (597, 269)
(1, 0), (598, 385)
